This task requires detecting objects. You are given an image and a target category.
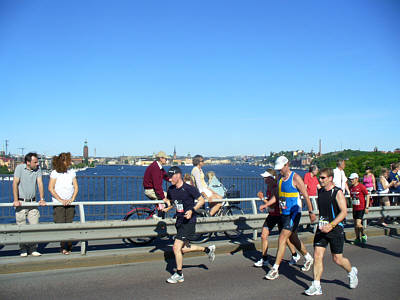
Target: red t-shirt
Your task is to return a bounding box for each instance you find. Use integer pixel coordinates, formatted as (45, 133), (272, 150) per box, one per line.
(304, 172), (319, 196)
(350, 183), (368, 211)
(266, 183), (280, 216)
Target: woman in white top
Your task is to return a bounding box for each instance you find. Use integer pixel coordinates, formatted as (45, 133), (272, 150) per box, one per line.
(191, 155), (222, 216)
(48, 152), (79, 255)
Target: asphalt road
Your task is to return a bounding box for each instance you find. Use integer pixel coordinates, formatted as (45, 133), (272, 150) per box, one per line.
(1, 236), (399, 300)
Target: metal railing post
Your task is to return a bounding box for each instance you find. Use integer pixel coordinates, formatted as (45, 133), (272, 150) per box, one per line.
(104, 177), (108, 220)
(251, 199), (258, 241)
(79, 203), (87, 255)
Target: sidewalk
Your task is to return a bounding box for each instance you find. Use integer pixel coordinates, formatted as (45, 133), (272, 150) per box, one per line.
(1, 225), (398, 274)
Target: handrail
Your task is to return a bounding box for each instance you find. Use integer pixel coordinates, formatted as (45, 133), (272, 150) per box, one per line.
(0, 193), (399, 207)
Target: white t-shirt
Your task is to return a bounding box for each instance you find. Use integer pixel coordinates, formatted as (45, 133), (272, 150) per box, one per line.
(333, 167), (347, 192)
(50, 169), (76, 204)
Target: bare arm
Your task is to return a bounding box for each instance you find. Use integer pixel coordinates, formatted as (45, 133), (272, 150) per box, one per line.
(69, 177), (79, 203)
(372, 174), (376, 191)
(37, 177), (46, 206)
(48, 178), (65, 204)
(12, 177), (21, 207)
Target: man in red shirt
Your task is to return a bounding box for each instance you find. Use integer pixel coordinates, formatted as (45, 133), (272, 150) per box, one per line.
(143, 151), (170, 218)
(304, 165), (321, 197)
(349, 173), (370, 245)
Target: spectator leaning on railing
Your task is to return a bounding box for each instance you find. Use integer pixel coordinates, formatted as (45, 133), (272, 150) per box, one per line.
(12, 152), (46, 257)
(48, 152), (79, 255)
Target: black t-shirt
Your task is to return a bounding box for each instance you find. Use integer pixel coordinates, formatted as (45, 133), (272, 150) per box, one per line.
(317, 187), (343, 236)
(167, 183), (201, 224)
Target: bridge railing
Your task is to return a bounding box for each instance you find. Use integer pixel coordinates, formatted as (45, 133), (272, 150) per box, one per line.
(0, 193), (399, 255)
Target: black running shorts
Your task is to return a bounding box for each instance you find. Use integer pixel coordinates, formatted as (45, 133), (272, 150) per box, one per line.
(313, 227), (345, 254)
(175, 222), (196, 242)
(263, 215), (283, 232)
(353, 210), (365, 220)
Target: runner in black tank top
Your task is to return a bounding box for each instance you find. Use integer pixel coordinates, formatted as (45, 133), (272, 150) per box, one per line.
(305, 168), (359, 296)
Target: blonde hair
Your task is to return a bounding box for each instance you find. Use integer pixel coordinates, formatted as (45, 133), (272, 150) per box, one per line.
(207, 171), (215, 181)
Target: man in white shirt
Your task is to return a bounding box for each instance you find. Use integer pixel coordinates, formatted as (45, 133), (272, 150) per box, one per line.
(333, 159), (350, 195)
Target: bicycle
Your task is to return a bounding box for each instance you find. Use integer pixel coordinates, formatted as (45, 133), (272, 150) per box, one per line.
(122, 204), (170, 245)
(191, 187), (244, 244)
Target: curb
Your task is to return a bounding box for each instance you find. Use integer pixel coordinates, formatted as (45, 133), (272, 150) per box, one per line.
(1, 226), (398, 274)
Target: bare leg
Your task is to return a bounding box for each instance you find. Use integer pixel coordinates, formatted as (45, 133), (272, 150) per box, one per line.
(209, 194), (223, 216)
(261, 227), (270, 257)
(274, 229), (292, 267)
(313, 246), (326, 281)
(173, 239), (185, 271)
(332, 253), (352, 273)
(289, 232), (309, 256)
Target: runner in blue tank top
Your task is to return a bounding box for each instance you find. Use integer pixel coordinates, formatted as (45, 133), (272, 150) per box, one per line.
(265, 156), (317, 280)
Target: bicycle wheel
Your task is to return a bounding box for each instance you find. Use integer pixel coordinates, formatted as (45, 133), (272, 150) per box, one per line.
(190, 208), (212, 244)
(123, 207), (156, 245)
(223, 205), (245, 239)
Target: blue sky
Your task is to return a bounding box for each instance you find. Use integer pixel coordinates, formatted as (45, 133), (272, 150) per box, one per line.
(1, 0), (399, 157)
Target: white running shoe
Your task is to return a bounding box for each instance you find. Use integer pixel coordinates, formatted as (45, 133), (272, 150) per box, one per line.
(305, 283), (322, 296)
(265, 268), (279, 280)
(207, 245), (216, 262)
(301, 257), (314, 272)
(20, 252), (28, 257)
(167, 272), (184, 284)
(348, 267), (358, 289)
(289, 254), (301, 265)
(254, 258), (269, 267)
(31, 251), (42, 257)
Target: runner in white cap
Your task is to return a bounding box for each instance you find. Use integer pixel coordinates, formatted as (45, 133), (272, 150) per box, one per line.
(265, 156), (316, 280)
(254, 169), (301, 267)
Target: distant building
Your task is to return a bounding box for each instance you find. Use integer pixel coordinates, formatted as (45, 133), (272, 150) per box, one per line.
(83, 140), (89, 160)
(394, 148), (400, 154)
(173, 146), (177, 160)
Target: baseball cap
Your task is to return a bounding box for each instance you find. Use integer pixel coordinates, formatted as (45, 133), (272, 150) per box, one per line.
(274, 156), (289, 170)
(168, 166), (182, 177)
(156, 151), (167, 158)
(260, 170), (273, 178)
(349, 173), (359, 180)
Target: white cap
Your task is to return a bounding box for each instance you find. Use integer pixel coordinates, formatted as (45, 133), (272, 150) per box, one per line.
(274, 156), (289, 170)
(260, 170), (273, 178)
(349, 173), (359, 180)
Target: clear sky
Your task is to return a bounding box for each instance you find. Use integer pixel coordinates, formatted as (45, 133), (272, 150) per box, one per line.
(1, 0), (399, 157)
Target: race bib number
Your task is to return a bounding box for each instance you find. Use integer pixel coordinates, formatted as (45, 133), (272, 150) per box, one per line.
(157, 203), (166, 210)
(279, 197), (287, 210)
(352, 199), (360, 205)
(318, 216), (329, 230)
(174, 200), (184, 213)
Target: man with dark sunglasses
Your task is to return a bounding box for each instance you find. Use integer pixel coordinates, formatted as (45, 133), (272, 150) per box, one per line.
(305, 168), (358, 296)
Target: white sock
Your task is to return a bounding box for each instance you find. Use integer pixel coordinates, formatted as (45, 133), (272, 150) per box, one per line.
(272, 264), (279, 271)
(304, 253), (312, 261)
(313, 280), (321, 287)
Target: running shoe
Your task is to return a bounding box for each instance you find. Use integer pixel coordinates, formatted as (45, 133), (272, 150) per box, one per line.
(167, 273), (184, 284)
(207, 245), (216, 262)
(265, 268), (279, 280)
(254, 258), (269, 267)
(31, 251), (42, 257)
(305, 283), (322, 296)
(348, 267), (358, 289)
(352, 238), (361, 245)
(361, 235), (367, 244)
(301, 257), (314, 272)
(289, 254), (301, 265)
(20, 252), (28, 257)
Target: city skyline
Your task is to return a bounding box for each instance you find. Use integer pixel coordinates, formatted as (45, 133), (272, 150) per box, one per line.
(1, 1), (399, 156)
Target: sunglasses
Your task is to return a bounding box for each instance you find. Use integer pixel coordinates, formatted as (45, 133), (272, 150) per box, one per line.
(319, 176), (327, 179)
